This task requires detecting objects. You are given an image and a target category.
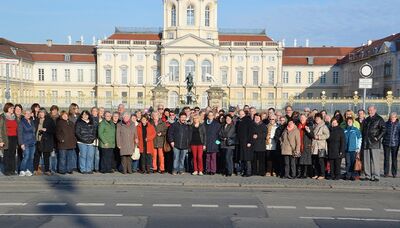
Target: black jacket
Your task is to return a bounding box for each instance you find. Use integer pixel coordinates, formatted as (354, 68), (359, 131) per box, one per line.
(205, 120), (221, 153)
(328, 126), (345, 159)
(251, 122), (267, 152)
(219, 123), (236, 149)
(35, 116), (56, 152)
(236, 116), (255, 161)
(75, 118), (97, 144)
(382, 120), (400, 147)
(190, 124), (206, 145)
(168, 121), (191, 150)
(361, 114), (386, 149)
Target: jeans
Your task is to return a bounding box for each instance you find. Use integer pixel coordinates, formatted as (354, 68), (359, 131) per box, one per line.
(131, 159), (139, 172)
(173, 148), (188, 173)
(383, 146), (399, 177)
(20, 145), (35, 172)
(94, 146), (100, 171)
(78, 143), (95, 173)
(71, 148), (78, 170)
(58, 149), (75, 173)
(345, 151), (357, 179)
(223, 148), (233, 175)
(50, 151), (58, 173)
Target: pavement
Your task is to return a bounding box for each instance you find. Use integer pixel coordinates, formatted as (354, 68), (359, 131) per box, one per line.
(0, 172), (399, 191)
(0, 184), (399, 228)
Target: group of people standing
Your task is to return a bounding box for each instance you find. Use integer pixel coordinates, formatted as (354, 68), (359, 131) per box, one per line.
(0, 102), (398, 181)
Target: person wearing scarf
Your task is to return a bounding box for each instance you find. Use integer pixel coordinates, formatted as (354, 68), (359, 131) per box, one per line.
(297, 114), (314, 178)
(265, 115), (278, 176)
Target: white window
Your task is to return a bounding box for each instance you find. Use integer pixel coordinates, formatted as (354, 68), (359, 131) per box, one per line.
(185, 60), (196, 77)
(320, 71), (327, 84)
(252, 92), (259, 101)
(253, 71), (259, 85)
(237, 56), (244, 62)
(90, 69), (96, 82)
(171, 5), (177, 26)
(121, 92), (128, 105)
(38, 90), (45, 104)
(136, 54), (144, 61)
(64, 54), (71, 62)
(169, 59), (179, 82)
(237, 70), (243, 85)
(268, 70), (275, 85)
(105, 69), (111, 84)
(308, 72), (314, 84)
(268, 92), (274, 100)
(38, 69), (44, 81)
(296, 71), (301, 83)
(168, 91), (179, 108)
(252, 56), (260, 63)
(187, 5), (195, 25)
(220, 55), (228, 62)
(221, 69), (228, 85)
(105, 54), (111, 61)
(121, 68), (128, 84)
(64, 69), (70, 82)
(201, 60), (212, 82)
(105, 91), (112, 108)
(137, 68), (144, 85)
(236, 92), (244, 100)
(137, 92), (144, 105)
(65, 91), (71, 104)
(205, 5), (210, 27)
(51, 69), (57, 82)
(90, 91), (96, 106)
(168, 32), (174, 39)
(77, 91), (83, 104)
(51, 91), (58, 104)
(121, 54), (128, 62)
(269, 56), (275, 62)
(77, 69), (83, 82)
(283, 71), (289, 84)
(333, 71), (339, 84)
(283, 93), (289, 100)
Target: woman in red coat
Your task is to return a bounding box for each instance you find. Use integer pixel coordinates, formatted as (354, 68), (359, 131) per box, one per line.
(137, 115), (156, 174)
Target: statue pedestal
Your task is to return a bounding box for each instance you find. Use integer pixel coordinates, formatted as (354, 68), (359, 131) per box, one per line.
(206, 86), (225, 109)
(152, 86), (169, 108)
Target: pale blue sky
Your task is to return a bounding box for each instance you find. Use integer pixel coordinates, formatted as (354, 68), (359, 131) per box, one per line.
(0, 0), (398, 47)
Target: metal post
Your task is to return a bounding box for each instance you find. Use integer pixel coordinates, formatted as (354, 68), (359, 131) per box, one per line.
(363, 88), (366, 111)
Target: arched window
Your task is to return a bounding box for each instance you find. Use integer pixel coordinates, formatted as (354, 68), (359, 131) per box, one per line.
(168, 91), (179, 108)
(171, 5), (177, 26)
(185, 60), (195, 77)
(205, 5), (210, 27)
(201, 60), (212, 82)
(169, 59), (179, 82)
(187, 5), (195, 25)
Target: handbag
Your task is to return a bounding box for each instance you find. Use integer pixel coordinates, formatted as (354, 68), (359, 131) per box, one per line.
(318, 149), (327, 158)
(131, 146), (140, 160)
(354, 157), (362, 171)
(163, 141), (172, 153)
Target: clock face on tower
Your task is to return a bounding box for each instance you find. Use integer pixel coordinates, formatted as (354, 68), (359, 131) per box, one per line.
(359, 63), (373, 78)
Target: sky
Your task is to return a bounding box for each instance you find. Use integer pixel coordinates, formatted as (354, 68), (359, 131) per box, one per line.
(0, 0), (398, 47)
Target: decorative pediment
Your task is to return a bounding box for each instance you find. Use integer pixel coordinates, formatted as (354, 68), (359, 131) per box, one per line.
(163, 34), (218, 48)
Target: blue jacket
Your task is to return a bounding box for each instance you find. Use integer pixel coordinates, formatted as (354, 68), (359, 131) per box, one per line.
(344, 126), (362, 152)
(382, 120), (400, 147)
(18, 118), (36, 146)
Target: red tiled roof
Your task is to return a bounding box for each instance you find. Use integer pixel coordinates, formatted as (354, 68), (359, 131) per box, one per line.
(32, 54), (96, 62)
(218, 35), (272, 42)
(108, 33), (162, 40)
(0, 38), (34, 61)
(283, 57), (343, 66)
(21, 43), (96, 54)
(283, 47), (354, 57)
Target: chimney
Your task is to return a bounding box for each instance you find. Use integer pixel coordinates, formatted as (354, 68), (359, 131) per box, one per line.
(282, 39), (286, 47)
(80, 35), (84, 45)
(294, 38), (297, 47)
(68, 35), (72, 45)
(92, 36), (96, 45)
(306, 39), (309, 47)
(367, 40), (372, 46)
(46, 39), (53, 47)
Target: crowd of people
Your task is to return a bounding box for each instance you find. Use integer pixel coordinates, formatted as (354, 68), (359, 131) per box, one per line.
(0, 102), (398, 182)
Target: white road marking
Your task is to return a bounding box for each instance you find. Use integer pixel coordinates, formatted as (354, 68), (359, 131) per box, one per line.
(385, 209), (400, 212)
(116, 203), (143, 207)
(337, 217), (400, 222)
(300, 216), (335, 220)
(267, 206), (297, 209)
(228, 205), (258, 209)
(0, 203), (27, 206)
(76, 203), (105, 206)
(192, 204), (219, 208)
(152, 204), (181, 207)
(0, 213), (122, 217)
(344, 207), (372, 211)
(305, 206), (334, 210)
(37, 203), (67, 206)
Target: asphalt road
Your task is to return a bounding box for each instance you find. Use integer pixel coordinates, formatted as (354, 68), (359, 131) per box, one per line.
(0, 183), (399, 228)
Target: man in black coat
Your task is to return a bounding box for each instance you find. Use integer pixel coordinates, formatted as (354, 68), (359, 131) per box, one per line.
(361, 106), (386, 181)
(168, 112), (191, 175)
(236, 110), (255, 177)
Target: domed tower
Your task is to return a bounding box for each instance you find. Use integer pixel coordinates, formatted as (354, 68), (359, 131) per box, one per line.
(162, 0), (218, 41)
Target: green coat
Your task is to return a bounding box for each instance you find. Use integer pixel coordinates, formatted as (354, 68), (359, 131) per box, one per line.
(98, 120), (116, 148)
